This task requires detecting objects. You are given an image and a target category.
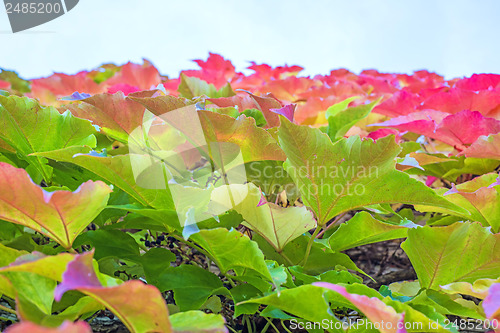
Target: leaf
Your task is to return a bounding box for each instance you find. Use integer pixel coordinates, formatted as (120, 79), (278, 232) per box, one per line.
(105, 60), (161, 90)
(483, 284), (500, 326)
(410, 289), (483, 320)
(30, 72), (104, 105)
(255, 234), (365, 276)
(460, 133), (500, 159)
(54, 251), (172, 333)
(170, 311), (228, 333)
(401, 222), (500, 289)
(75, 229), (140, 261)
(326, 98), (380, 140)
(419, 87), (500, 117)
(329, 212), (416, 252)
(129, 97), (286, 163)
(0, 69), (31, 93)
(277, 117), (466, 225)
(313, 282), (407, 333)
(440, 278), (500, 299)
(370, 110), (500, 150)
(4, 321), (92, 333)
(60, 91), (157, 143)
(0, 95), (97, 182)
(155, 265), (227, 311)
(239, 284), (342, 330)
(270, 104), (296, 122)
(0, 252), (75, 281)
(190, 228), (273, 282)
(178, 74), (235, 99)
(34, 146), (175, 210)
(442, 173), (500, 232)
(209, 183), (316, 252)
(0, 163), (111, 249)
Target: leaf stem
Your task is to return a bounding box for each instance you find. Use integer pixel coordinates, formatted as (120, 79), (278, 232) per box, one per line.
(316, 212), (347, 239)
(281, 320), (293, 333)
(301, 225), (321, 266)
(0, 303), (16, 315)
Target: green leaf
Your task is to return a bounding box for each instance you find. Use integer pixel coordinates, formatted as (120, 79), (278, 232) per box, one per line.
(329, 211), (415, 252)
(244, 160), (299, 202)
(401, 222), (500, 289)
(0, 69), (31, 93)
(140, 247), (176, 286)
(326, 98), (380, 141)
(169, 311), (228, 333)
(178, 74), (235, 99)
(74, 229), (140, 261)
(0, 163), (111, 249)
(155, 264), (227, 311)
(410, 289), (483, 319)
(425, 173), (500, 232)
(255, 234), (365, 276)
(209, 183), (316, 252)
(4, 271), (56, 314)
(191, 228), (273, 282)
(277, 117), (467, 225)
(34, 146), (175, 210)
(0, 95), (97, 182)
(239, 284), (342, 331)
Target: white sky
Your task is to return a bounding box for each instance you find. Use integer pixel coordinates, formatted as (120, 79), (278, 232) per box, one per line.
(1, 0), (499, 80)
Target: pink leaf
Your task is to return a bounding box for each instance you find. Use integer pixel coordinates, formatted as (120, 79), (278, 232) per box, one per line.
(107, 83), (140, 95)
(55, 251), (173, 333)
(313, 282), (406, 333)
(270, 104), (296, 122)
(371, 110), (500, 150)
(483, 283), (500, 331)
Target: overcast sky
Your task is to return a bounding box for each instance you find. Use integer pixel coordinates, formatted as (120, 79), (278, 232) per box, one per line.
(1, 0), (499, 80)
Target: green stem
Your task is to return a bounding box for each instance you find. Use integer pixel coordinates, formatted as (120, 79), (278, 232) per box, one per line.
(301, 225), (321, 266)
(244, 315), (253, 333)
(226, 325), (238, 333)
(281, 320), (293, 333)
(0, 303), (16, 315)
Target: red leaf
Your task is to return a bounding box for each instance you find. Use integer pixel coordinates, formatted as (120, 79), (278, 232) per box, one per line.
(374, 90), (422, 117)
(105, 60), (161, 90)
(61, 91), (157, 141)
(31, 72), (104, 104)
(55, 251), (172, 333)
(371, 110), (500, 150)
(455, 74), (500, 91)
(0, 80), (11, 90)
(419, 88), (500, 117)
(182, 53), (238, 89)
(0, 163), (111, 249)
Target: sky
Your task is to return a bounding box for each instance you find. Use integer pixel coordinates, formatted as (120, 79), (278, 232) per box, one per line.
(1, 0), (499, 80)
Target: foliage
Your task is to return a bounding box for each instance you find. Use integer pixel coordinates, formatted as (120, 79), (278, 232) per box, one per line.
(0, 54), (500, 332)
